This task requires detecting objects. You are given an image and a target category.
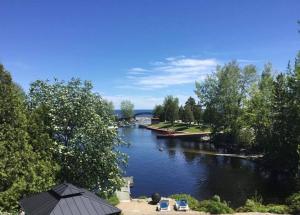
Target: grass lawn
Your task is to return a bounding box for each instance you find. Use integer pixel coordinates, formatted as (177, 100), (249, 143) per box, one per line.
(150, 122), (211, 133)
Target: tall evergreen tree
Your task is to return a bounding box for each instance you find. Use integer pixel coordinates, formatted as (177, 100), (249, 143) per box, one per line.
(0, 65), (57, 211)
(264, 58), (300, 176)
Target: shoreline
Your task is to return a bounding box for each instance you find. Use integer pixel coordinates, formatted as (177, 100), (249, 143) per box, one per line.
(141, 125), (263, 160)
(144, 125), (211, 136)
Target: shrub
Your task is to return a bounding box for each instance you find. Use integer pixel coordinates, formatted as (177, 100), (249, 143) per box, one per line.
(168, 194), (199, 210)
(266, 204), (290, 214)
(237, 199), (289, 214)
(286, 192), (300, 214)
(237, 199), (268, 213)
(106, 194), (120, 206)
(197, 195), (234, 214)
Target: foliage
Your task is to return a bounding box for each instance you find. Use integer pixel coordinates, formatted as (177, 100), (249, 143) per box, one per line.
(153, 104), (164, 121)
(178, 105), (184, 121)
(194, 53), (300, 177)
(237, 199), (289, 214)
(163, 95), (179, 125)
(197, 195), (234, 214)
(105, 194), (120, 206)
(28, 78), (127, 196)
(183, 105), (194, 125)
(193, 105), (202, 124)
(195, 62), (257, 142)
(120, 100), (134, 119)
(104, 99), (115, 116)
(168, 194), (199, 210)
(0, 65), (58, 211)
(262, 57), (300, 176)
(286, 192), (300, 214)
(241, 63), (274, 148)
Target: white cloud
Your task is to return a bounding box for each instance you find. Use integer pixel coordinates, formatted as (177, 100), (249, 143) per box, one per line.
(127, 67), (149, 75)
(122, 57), (218, 90)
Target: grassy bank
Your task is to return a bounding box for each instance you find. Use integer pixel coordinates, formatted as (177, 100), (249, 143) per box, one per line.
(150, 122), (211, 134)
(167, 193), (299, 214)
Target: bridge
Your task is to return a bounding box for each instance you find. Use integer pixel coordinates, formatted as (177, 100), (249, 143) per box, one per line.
(134, 112), (153, 118)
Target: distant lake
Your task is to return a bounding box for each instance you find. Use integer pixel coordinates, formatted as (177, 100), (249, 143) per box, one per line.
(119, 125), (294, 208)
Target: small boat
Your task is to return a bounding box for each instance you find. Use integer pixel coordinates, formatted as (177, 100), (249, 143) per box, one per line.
(159, 147), (164, 151)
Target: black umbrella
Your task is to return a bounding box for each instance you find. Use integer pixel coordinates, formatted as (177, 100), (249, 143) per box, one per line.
(20, 183), (121, 215)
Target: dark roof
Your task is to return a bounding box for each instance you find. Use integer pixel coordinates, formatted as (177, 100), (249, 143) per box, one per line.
(19, 183), (121, 215)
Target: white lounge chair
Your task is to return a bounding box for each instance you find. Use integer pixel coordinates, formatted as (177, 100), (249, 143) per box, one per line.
(157, 200), (170, 211)
(175, 199), (189, 211)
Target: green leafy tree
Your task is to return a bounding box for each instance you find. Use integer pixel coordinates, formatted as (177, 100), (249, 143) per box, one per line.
(153, 104), (165, 121)
(0, 65), (57, 211)
(185, 97), (196, 111)
(163, 95), (179, 125)
(104, 100), (115, 116)
(120, 100), (134, 120)
(194, 104), (202, 125)
(28, 78), (126, 195)
(184, 105), (194, 126)
(196, 62), (256, 142)
(195, 74), (220, 128)
(241, 63), (273, 147)
(178, 105), (185, 121)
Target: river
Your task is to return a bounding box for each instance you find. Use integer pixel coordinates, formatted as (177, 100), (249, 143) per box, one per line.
(118, 124), (294, 207)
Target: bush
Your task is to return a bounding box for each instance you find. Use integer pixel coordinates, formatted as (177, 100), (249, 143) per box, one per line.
(168, 194), (199, 210)
(106, 194), (120, 206)
(237, 199), (289, 214)
(266, 204), (290, 214)
(197, 195), (234, 214)
(286, 192), (300, 214)
(237, 199), (268, 213)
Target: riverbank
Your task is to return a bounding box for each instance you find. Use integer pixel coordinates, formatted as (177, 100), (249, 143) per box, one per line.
(147, 122), (211, 134)
(143, 124), (263, 160)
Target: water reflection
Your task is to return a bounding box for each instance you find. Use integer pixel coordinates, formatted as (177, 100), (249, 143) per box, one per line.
(118, 126), (292, 207)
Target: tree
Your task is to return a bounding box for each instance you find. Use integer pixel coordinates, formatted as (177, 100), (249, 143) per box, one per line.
(185, 97), (196, 111)
(153, 104), (165, 121)
(120, 100), (134, 120)
(242, 63), (274, 147)
(0, 65), (57, 211)
(163, 95), (179, 125)
(104, 100), (115, 116)
(178, 105), (185, 121)
(194, 104), (202, 125)
(263, 53), (300, 177)
(28, 78), (126, 195)
(195, 62), (257, 142)
(184, 105), (194, 125)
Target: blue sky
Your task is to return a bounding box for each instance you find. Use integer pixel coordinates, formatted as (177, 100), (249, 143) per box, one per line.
(1, 0), (299, 109)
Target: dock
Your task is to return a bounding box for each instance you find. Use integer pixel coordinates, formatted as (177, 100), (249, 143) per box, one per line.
(116, 177), (134, 202)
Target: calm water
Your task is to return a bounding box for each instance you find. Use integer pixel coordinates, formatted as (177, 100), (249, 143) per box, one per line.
(119, 125), (293, 207)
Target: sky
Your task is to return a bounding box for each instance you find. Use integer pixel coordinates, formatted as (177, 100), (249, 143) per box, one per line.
(1, 0), (299, 109)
